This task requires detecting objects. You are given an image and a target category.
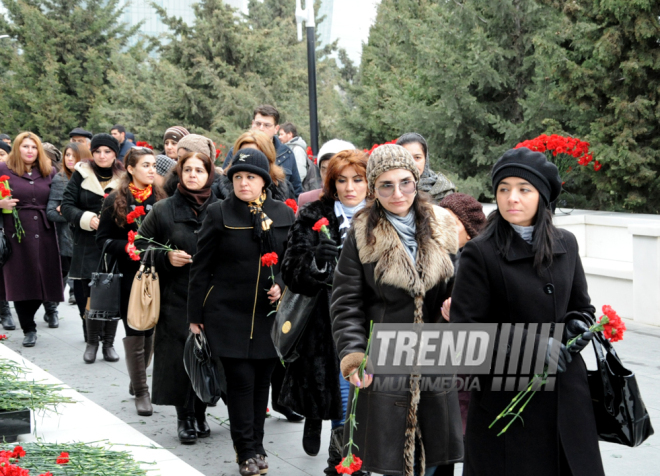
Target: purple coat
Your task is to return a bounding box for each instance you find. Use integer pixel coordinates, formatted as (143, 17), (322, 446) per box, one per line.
(0, 162), (63, 302)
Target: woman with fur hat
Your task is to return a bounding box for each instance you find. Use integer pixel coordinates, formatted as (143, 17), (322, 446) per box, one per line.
(188, 149), (295, 475)
(61, 133), (124, 360)
(136, 145), (219, 444)
(450, 148), (603, 476)
(331, 144), (463, 476)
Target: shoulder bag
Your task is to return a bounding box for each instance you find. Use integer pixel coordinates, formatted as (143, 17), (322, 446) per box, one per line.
(87, 239), (123, 321)
(184, 330), (224, 405)
(127, 247), (161, 331)
(270, 286), (320, 362)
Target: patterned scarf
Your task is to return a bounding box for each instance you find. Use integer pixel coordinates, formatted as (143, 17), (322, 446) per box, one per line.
(248, 191), (274, 253)
(128, 183), (153, 203)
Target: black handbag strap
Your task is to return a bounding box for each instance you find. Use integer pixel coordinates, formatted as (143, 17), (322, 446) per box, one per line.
(93, 239), (119, 275)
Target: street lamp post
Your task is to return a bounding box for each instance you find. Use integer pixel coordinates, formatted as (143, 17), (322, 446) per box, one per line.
(0, 35), (10, 40)
(295, 0), (319, 155)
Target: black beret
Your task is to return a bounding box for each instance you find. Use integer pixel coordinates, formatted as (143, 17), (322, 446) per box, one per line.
(492, 148), (562, 204)
(90, 133), (120, 157)
(227, 148), (272, 188)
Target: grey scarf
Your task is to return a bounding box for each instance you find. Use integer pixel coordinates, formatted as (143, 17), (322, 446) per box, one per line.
(384, 209), (418, 263)
(511, 223), (534, 244)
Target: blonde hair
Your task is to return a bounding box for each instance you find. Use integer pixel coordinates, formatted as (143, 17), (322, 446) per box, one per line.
(230, 130), (285, 185)
(7, 132), (52, 177)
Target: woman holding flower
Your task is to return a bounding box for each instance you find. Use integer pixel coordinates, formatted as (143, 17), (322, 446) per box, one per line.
(331, 144), (463, 476)
(449, 148), (604, 476)
(61, 133), (124, 362)
(280, 150), (370, 474)
(96, 147), (166, 417)
(136, 147), (218, 444)
(0, 132), (63, 347)
(188, 149), (294, 476)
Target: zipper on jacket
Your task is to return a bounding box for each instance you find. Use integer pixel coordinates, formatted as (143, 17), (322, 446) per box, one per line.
(250, 257), (262, 339)
(203, 285), (215, 307)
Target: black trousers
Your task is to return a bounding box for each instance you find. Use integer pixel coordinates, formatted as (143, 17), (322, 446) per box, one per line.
(14, 300), (43, 334)
(220, 357), (278, 462)
(73, 279), (90, 318)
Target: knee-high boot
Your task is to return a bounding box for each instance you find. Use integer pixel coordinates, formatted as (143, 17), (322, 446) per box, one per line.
(102, 320), (120, 362)
(83, 319), (103, 363)
(0, 300), (15, 331)
(123, 336), (153, 416)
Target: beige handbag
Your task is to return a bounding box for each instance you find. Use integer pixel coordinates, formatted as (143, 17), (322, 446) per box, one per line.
(127, 248), (161, 331)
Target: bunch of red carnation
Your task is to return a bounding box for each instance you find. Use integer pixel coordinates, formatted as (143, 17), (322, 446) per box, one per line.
(0, 445), (60, 475)
(515, 134), (601, 172)
(126, 206), (146, 225)
(364, 139), (397, 155)
(600, 305), (626, 343)
(135, 141), (153, 150)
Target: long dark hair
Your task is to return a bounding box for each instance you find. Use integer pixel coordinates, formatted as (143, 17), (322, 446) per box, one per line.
(482, 199), (557, 274)
(112, 148), (166, 227)
(356, 190), (435, 249)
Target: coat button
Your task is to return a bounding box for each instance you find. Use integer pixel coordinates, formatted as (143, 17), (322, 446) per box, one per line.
(544, 284), (554, 295)
(33, 216), (38, 220)
(29, 181), (34, 185)
(32, 198), (36, 203)
(35, 234), (39, 239)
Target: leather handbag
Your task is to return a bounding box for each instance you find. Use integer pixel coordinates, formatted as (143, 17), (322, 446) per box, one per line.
(127, 247), (161, 331)
(270, 286), (320, 362)
(587, 332), (654, 446)
(183, 330), (225, 405)
(0, 224), (12, 269)
(87, 239), (123, 321)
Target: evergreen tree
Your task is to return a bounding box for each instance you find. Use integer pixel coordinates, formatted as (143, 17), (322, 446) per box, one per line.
(0, 0), (137, 145)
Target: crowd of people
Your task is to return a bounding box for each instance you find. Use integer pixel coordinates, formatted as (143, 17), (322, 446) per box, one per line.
(0, 103), (604, 476)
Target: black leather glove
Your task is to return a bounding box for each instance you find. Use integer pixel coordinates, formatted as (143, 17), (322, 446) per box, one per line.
(314, 234), (338, 266)
(563, 319), (594, 354)
(545, 337), (572, 373)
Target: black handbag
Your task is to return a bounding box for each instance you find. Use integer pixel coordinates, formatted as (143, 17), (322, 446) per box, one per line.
(270, 286), (320, 362)
(87, 239), (123, 321)
(183, 330), (224, 405)
(0, 224), (11, 269)
(587, 332), (654, 446)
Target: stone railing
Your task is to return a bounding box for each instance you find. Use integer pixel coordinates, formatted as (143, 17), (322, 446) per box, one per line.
(481, 205), (660, 326)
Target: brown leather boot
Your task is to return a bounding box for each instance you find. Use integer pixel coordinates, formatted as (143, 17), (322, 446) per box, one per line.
(238, 458), (260, 476)
(255, 454), (268, 474)
(123, 336), (153, 416)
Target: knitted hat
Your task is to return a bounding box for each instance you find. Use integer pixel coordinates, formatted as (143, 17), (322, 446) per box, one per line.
(42, 143), (62, 163)
(0, 141), (10, 154)
(492, 147), (562, 204)
(163, 126), (190, 143)
(317, 139), (356, 165)
(367, 144), (421, 194)
(439, 193), (486, 239)
(90, 133), (120, 157)
(126, 132), (135, 142)
(68, 127), (93, 139)
(227, 148), (272, 188)
(177, 134), (214, 160)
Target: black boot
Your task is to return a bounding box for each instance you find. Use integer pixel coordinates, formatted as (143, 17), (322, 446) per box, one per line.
(131, 333), (154, 396)
(43, 301), (59, 328)
(302, 418), (323, 456)
(102, 320), (120, 362)
(194, 398), (210, 438)
(175, 406), (197, 444)
(0, 300), (15, 331)
(324, 427), (343, 475)
(123, 336), (153, 416)
(83, 318), (102, 363)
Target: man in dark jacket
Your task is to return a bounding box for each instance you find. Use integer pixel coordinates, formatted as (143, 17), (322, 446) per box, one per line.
(110, 124), (134, 163)
(222, 105), (303, 198)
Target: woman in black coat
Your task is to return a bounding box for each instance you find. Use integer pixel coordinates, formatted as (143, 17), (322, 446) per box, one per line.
(96, 148), (166, 417)
(188, 149), (295, 476)
(137, 147), (218, 444)
(331, 145), (463, 476)
(450, 148), (604, 476)
(280, 150), (369, 473)
(61, 134), (123, 358)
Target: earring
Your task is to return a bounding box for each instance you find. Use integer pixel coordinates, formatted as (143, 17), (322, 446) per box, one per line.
(334, 193), (339, 199)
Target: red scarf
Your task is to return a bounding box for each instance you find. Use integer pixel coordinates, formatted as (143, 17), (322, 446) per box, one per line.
(128, 183), (153, 203)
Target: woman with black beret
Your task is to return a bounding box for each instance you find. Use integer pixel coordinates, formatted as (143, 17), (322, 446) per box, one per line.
(188, 148), (295, 476)
(450, 148), (604, 476)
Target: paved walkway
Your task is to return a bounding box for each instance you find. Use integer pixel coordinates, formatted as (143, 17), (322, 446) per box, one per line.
(2, 294), (659, 475)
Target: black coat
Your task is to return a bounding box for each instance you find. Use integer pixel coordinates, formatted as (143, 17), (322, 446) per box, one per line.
(188, 191), (295, 360)
(60, 162), (122, 279)
(136, 190), (218, 406)
(450, 228), (604, 476)
(216, 174), (294, 202)
(331, 206), (463, 475)
(279, 198), (343, 420)
(46, 172), (73, 257)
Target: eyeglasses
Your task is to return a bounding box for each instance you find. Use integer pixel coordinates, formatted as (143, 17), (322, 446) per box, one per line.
(252, 120), (275, 130)
(376, 179), (417, 198)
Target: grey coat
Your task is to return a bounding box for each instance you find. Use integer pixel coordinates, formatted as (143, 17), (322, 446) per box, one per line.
(46, 172), (73, 257)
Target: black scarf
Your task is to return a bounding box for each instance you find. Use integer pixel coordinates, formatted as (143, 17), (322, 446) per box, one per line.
(91, 162), (113, 182)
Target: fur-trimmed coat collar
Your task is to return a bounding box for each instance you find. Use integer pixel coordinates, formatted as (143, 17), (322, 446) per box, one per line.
(352, 204), (458, 298)
(75, 161), (122, 196)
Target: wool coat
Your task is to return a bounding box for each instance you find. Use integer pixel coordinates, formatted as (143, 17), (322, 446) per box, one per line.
(331, 205), (464, 476)
(0, 162), (63, 302)
(279, 197), (344, 421)
(60, 162), (121, 280)
(188, 190), (295, 360)
(450, 228), (605, 476)
(136, 190), (218, 406)
(46, 172), (73, 257)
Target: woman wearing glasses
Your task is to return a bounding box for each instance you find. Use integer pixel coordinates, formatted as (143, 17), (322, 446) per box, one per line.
(331, 144), (463, 476)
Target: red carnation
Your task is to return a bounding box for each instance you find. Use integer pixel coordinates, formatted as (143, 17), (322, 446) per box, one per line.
(0, 334), (7, 340)
(128, 230), (138, 245)
(593, 161), (602, 172)
(0, 185), (10, 198)
(56, 451), (70, 464)
(126, 243), (141, 261)
(133, 206), (146, 217)
(600, 305), (626, 342)
(261, 252), (278, 268)
(312, 217), (329, 232)
(336, 455), (363, 474)
(0, 175), (9, 182)
(136, 141), (153, 150)
(284, 198), (298, 214)
(11, 446), (25, 458)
